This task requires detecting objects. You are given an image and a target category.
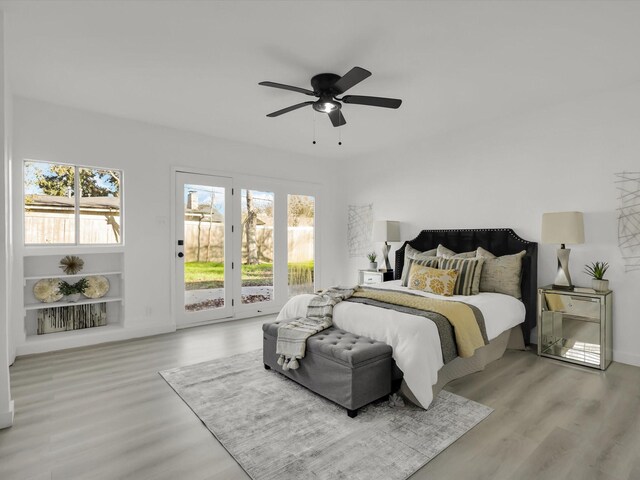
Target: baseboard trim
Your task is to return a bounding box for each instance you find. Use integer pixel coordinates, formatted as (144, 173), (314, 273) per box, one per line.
(613, 349), (640, 367)
(175, 308), (279, 330)
(0, 400), (15, 429)
(15, 322), (176, 357)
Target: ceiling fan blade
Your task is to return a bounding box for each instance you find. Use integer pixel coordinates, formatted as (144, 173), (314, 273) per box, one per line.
(332, 67), (372, 94)
(341, 95), (402, 109)
(259, 81), (316, 96)
(266, 101), (314, 117)
(328, 109), (347, 127)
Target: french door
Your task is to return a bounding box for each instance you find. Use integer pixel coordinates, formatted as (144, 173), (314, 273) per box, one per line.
(175, 173), (233, 324)
(174, 171), (317, 326)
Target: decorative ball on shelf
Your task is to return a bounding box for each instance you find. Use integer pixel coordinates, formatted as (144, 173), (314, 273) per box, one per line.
(59, 255), (84, 275)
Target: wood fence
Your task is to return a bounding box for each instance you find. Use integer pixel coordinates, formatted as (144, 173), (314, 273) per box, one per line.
(25, 214), (314, 263)
(25, 213), (120, 244)
(184, 223), (314, 263)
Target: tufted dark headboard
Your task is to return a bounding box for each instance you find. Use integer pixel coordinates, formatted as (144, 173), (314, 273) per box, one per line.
(394, 228), (538, 344)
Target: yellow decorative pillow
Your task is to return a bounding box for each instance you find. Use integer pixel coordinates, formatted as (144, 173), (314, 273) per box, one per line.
(407, 264), (459, 296)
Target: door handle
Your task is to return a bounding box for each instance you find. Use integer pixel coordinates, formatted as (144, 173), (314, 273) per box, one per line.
(177, 252), (184, 258)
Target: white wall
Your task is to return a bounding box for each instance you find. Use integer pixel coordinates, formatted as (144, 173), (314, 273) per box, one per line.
(11, 85), (640, 367)
(0, 11), (15, 429)
(11, 97), (343, 354)
(341, 83), (640, 367)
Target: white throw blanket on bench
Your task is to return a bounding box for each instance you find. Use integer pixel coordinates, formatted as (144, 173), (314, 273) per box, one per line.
(276, 286), (356, 371)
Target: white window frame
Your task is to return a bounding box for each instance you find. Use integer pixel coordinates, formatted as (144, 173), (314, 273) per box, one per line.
(22, 159), (124, 247)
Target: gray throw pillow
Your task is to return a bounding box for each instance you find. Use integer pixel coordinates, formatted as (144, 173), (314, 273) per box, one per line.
(438, 257), (485, 295)
(475, 247), (526, 299)
(401, 245), (437, 286)
(436, 244), (476, 259)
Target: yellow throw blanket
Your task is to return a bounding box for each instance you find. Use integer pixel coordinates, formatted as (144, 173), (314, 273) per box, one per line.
(352, 287), (488, 358)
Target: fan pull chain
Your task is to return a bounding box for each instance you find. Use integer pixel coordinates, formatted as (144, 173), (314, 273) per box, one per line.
(312, 111), (317, 145)
(338, 124), (342, 146)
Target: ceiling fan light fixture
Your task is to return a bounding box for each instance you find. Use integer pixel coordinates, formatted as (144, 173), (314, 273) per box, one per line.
(313, 98), (340, 114)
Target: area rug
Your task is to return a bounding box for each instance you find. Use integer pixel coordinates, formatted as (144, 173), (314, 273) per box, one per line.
(160, 350), (492, 480)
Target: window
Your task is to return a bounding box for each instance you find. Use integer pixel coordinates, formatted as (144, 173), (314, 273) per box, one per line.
(287, 194), (315, 297)
(24, 161), (122, 245)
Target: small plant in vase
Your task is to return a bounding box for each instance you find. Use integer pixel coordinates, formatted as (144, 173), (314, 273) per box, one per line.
(584, 261), (610, 292)
(58, 278), (89, 302)
(367, 252), (378, 271)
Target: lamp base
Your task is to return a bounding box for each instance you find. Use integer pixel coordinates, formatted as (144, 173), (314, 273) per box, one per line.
(380, 242), (392, 272)
(553, 246), (574, 290)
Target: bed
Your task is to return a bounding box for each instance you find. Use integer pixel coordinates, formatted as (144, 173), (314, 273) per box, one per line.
(277, 228), (538, 409)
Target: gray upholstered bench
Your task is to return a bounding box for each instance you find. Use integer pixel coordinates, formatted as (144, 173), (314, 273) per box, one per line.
(263, 319), (401, 417)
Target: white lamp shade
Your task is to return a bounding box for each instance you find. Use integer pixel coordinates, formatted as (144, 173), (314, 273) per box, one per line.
(541, 211), (585, 244)
(372, 220), (400, 242)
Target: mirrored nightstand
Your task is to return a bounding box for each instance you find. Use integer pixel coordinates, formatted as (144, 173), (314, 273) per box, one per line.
(537, 286), (612, 370)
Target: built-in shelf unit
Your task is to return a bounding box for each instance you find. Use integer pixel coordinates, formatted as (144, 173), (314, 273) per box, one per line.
(22, 251), (124, 341)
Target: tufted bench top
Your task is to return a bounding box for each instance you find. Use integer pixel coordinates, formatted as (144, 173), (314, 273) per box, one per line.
(263, 320), (393, 368)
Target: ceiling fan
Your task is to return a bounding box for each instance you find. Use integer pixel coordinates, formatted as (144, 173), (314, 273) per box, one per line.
(259, 67), (402, 127)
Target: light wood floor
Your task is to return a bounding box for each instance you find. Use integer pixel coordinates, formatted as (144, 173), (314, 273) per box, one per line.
(2, 316), (639, 480)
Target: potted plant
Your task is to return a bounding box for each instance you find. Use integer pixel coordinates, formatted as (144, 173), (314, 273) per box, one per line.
(584, 261), (610, 292)
(367, 252), (378, 270)
(58, 278), (89, 302)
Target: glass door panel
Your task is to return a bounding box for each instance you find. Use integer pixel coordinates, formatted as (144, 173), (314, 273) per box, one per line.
(287, 194), (315, 297)
(241, 189), (274, 304)
(175, 173), (232, 324)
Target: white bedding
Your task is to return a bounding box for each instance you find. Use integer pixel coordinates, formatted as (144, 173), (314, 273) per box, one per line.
(276, 280), (525, 409)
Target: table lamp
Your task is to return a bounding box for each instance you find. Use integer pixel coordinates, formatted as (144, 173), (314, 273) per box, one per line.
(541, 211), (585, 290)
(372, 220), (400, 272)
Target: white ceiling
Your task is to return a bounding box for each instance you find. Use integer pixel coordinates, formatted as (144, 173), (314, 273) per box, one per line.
(2, 0), (640, 158)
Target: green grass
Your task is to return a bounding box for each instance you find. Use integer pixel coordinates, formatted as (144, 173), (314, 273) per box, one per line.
(288, 260), (314, 270)
(184, 261), (314, 290)
(184, 262), (225, 284)
(288, 261), (314, 287)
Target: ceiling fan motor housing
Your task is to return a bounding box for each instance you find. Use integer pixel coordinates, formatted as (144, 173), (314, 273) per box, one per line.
(310, 73), (342, 95)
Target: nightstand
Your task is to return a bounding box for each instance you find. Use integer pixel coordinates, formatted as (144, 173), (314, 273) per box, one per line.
(537, 286), (612, 370)
(358, 270), (394, 285)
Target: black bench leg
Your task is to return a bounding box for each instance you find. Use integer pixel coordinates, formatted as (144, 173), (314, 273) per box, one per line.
(347, 409), (358, 418)
(264, 364), (271, 370)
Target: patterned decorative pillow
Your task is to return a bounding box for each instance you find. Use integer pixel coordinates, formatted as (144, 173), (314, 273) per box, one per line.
(401, 257), (439, 287)
(476, 247), (526, 299)
(401, 245), (438, 285)
(436, 244), (476, 259)
(407, 264), (458, 296)
(438, 257), (485, 295)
